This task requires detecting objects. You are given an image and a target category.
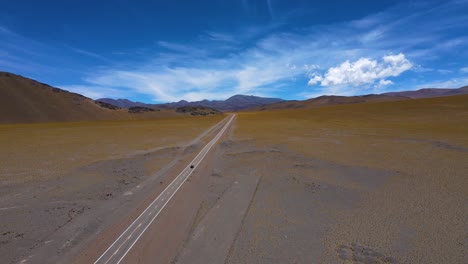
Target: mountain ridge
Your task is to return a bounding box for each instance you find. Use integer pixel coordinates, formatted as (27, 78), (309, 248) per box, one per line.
(247, 86), (468, 111)
(2, 71), (468, 123)
(382, 86), (468, 98)
(0, 72), (184, 124)
(99, 86), (468, 112)
(98, 94), (284, 112)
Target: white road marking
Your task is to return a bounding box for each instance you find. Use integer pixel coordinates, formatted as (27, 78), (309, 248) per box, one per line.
(94, 114), (236, 264)
(104, 221), (145, 264)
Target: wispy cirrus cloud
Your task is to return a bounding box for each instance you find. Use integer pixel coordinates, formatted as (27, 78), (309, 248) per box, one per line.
(59, 85), (131, 99)
(65, 1), (466, 102)
(414, 77), (468, 89)
(0, 25), (102, 78)
(1, 1), (467, 102)
(203, 32), (236, 43)
(69, 47), (109, 61)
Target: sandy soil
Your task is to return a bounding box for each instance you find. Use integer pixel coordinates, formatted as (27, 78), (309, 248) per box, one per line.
(0, 115), (224, 264)
(2, 95), (467, 264)
(224, 96), (468, 263)
(167, 96), (467, 264)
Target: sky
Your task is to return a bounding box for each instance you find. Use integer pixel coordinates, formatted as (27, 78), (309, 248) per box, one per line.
(1, 0), (468, 103)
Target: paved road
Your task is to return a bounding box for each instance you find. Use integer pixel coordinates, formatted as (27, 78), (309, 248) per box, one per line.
(94, 114), (236, 264)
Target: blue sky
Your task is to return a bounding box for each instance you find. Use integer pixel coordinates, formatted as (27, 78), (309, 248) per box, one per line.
(1, 0), (467, 103)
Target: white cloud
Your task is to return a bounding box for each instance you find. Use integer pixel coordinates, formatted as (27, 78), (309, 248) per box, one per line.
(415, 77), (468, 89)
(157, 41), (207, 56)
(461, 67), (468, 73)
(69, 47), (109, 61)
(48, 1), (466, 101)
(83, 56), (302, 102)
(308, 53), (412, 87)
(307, 75), (323, 86)
(205, 32), (235, 42)
(437, 69), (452, 74)
(60, 85), (130, 99)
(377, 79), (394, 87)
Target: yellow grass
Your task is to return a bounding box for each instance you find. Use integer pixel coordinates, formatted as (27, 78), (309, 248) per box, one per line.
(0, 115), (225, 185)
(236, 95), (468, 163)
(233, 95), (468, 263)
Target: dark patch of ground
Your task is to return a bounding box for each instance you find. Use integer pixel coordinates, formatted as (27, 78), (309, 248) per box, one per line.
(128, 106), (157, 113)
(176, 106), (221, 116)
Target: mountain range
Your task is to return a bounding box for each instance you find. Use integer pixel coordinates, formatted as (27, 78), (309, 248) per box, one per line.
(1, 71), (468, 124)
(382, 87), (468, 98)
(99, 86), (468, 112)
(98, 94), (284, 112)
(249, 86), (468, 111)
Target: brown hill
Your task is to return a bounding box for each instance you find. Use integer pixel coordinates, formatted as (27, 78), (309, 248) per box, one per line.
(383, 86), (468, 98)
(0, 72), (179, 124)
(252, 94), (409, 111)
(0, 72), (125, 123)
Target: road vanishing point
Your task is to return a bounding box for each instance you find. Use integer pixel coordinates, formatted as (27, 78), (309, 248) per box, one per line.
(94, 114), (236, 264)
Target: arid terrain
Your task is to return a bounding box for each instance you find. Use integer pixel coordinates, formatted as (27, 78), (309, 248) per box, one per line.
(1, 93), (467, 264)
(0, 115), (225, 263)
(141, 94), (466, 264)
(0, 72), (219, 124)
(218, 95), (468, 263)
(3, 0), (468, 263)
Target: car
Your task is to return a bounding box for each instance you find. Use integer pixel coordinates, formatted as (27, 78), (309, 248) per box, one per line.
(190, 165), (194, 169)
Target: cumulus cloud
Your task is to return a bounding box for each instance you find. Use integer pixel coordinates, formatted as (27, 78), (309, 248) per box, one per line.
(461, 67), (468, 73)
(308, 53), (412, 87)
(377, 79), (394, 87)
(41, 1), (465, 101)
(307, 75), (323, 86)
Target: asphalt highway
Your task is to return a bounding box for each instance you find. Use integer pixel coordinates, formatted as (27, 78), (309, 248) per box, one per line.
(93, 114), (236, 264)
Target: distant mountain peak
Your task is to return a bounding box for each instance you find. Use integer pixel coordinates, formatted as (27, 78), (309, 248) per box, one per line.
(382, 87), (468, 99)
(98, 94), (285, 112)
(97, 98), (152, 108)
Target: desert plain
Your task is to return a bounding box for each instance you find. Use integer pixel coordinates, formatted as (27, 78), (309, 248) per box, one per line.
(0, 115), (225, 263)
(1, 95), (467, 264)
